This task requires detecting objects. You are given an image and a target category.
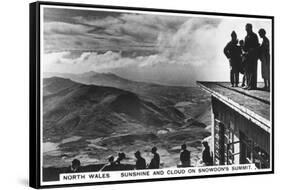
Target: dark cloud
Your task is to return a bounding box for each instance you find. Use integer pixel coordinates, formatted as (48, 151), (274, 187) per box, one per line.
(44, 8), (122, 23)
(43, 7), (189, 54)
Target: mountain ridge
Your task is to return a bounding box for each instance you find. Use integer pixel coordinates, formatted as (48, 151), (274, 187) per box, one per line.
(43, 77), (185, 143)
(42, 76), (211, 169)
(44, 71), (193, 88)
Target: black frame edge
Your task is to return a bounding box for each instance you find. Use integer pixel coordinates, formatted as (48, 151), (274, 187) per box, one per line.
(271, 16), (274, 173)
(30, 1), (41, 189)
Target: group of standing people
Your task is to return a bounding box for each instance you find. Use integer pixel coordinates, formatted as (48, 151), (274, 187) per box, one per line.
(99, 147), (161, 171)
(178, 142), (212, 167)
(134, 142), (213, 170)
(135, 146), (160, 169)
(68, 142), (213, 173)
(224, 23), (270, 90)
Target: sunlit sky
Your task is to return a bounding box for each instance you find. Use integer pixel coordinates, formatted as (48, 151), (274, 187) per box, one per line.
(43, 6), (272, 86)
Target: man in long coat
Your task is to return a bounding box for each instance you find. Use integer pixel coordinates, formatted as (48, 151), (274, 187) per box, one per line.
(224, 31), (241, 87)
(244, 23), (259, 90)
(258, 28), (270, 90)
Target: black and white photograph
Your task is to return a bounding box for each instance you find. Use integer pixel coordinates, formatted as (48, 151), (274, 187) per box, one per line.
(29, 1), (273, 188)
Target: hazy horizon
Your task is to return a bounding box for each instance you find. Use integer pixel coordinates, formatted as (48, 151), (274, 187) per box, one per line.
(43, 70), (228, 87)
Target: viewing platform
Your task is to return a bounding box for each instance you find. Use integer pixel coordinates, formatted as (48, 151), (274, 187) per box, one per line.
(197, 81), (271, 167)
(197, 82), (271, 133)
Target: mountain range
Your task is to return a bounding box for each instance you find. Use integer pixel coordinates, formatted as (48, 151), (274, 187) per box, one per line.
(42, 71), (211, 168)
(43, 77), (185, 142)
(44, 71), (210, 117)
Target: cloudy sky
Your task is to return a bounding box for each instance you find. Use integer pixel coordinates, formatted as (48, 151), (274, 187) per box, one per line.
(42, 7), (272, 86)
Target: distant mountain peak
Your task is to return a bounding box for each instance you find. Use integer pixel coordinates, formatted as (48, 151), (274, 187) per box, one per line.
(80, 70), (98, 76)
(44, 76), (74, 83)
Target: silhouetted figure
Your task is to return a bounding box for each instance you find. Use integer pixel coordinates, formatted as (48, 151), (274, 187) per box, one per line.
(258, 28), (270, 90)
(244, 23), (259, 90)
(100, 156), (116, 171)
(68, 159), (81, 173)
(115, 152), (126, 165)
(180, 144), (191, 167)
(239, 40), (247, 87)
(148, 147), (160, 169)
(134, 151), (146, 170)
(224, 31), (241, 87)
(202, 142), (213, 166)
